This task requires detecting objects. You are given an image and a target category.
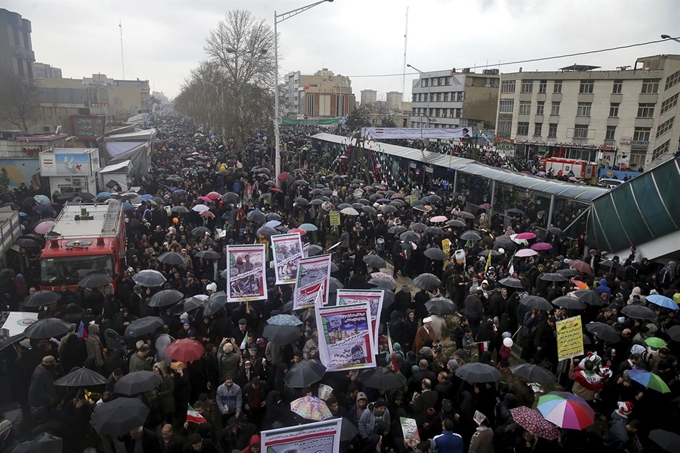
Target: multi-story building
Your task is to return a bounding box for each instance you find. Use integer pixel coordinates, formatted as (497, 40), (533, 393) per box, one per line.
(361, 89), (378, 106)
(386, 91), (403, 111)
(283, 68), (355, 118)
(494, 55), (680, 169)
(83, 74), (151, 115)
(0, 8), (34, 79)
(410, 68), (500, 130)
(33, 62), (62, 79)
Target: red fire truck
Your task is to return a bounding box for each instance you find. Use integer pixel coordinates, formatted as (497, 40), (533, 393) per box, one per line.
(39, 201), (126, 291)
(541, 157), (598, 181)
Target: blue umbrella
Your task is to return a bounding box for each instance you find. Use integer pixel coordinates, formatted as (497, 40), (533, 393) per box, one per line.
(32, 204), (54, 213)
(647, 294), (678, 311)
(139, 194), (153, 200)
(265, 220), (281, 228)
(122, 202), (134, 212)
(34, 195), (50, 204)
(96, 192), (111, 198)
(299, 223), (318, 232)
(172, 189), (186, 195)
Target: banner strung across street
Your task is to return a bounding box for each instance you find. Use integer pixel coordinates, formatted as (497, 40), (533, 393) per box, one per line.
(337, 289), (384, 350)
(361, 126), (472, 140)
(225, 244), (267, 302)
(271, 233), (304, 285)
(261, 418), (342, 453)
(556, 315), (584, 360)
(294, 255), (332, 310)
(316, 303), (376, 372)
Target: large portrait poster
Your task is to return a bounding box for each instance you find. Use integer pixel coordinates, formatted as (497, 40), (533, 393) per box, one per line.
(316, 304), (376, 371)
(226, 244), (267, 302)
(271, 233), (304, 285)
(261, 419), (342, 453)
(337, 289), (384, 350)
(294, 255), (332, 310)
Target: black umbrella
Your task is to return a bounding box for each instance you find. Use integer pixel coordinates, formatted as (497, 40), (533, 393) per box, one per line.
(668, 325), (680, 342)
(368, 279), (396, 291)
(424, 248), (447, 260)
(10, 433), (62, 453)
(191, 226), (211, 238)
(263, 324), (300, 344)
(132, 270), (166, 287)
(520, 296), (552, 311)
(585, 322), (621, 343)
(493, 236), (515, 249)
(363, 255), (386, 269)
(381, 205), (398, 214)
(90, 398), (151, 436)
(157, 252), (186, 266)
(257, 226), (278, 237)
(78, 273), (113, 289)
(455, 362), (502, 383)
(600, 259), (623, 270)
(222, 192), (240, 204)
(114, 371), (163, 396)
(0, 333), (24, 352)
(307, 245), (324, 256)
(410, 222), (427, 232)
(551, 296), (586, 310)
(124, 316), (164, 338)
(400, 231), (420, 243)
(540, 273), (568, 282)
(357, 367), (405, 391)
(509, 363), (556, 383)
(424, 226), (445, 235)
(196, 250), (221, 260)
(24, 318), (72, 339)
(203, 298), (228, 318)
(425, 297), (458, 315)
(148, 289), (184, 308)
(387, 226), (406, 235)
(573, 290), (605, 306)
(294, 197), (310, 206)
(23, 290), (61, 308)
(383, 290), (395, 309)
(548, 227), (564, 236)
(499, 278), (524, 289)
(171, 206), (189, 214)
(54, 367), (107, 387)
(247, 210), (266, 223)
(621, 305), (657, 320)
(446, 219), (466, 228)
(340, 418), (359, 442)
(14, 237), (44, 247)
(284, 359), (327, 388)
(460, 230), (481, 241)
(650, 429), (680, 453)
(173, 296), (206, 314)
(478, 249), (504, 257)
(266, 212), (282, 221)
(414, 273), (442, 291)
(329, 277), (344, 292)
(557, 268), (580, 277)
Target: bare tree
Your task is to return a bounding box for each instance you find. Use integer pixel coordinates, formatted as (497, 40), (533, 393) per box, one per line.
(0, 69), (40, 132)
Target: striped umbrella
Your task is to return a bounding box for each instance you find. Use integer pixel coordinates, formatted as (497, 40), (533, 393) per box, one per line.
(626, 369), (671, 393)
(537, 392), (594, 430)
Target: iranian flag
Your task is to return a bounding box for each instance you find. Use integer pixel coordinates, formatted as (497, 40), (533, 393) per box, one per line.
(186, 405), (206, 424)
(387, 325), (398, 372)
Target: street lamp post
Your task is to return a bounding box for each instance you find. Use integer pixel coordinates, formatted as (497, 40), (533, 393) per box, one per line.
(274, 0), (334, 182)
(661, 34), (680, 44)
(407, 64), (436, 145)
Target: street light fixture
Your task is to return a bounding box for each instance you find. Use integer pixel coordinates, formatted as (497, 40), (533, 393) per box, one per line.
(661, 34), (680, 44)
(273, 0), (334, 182)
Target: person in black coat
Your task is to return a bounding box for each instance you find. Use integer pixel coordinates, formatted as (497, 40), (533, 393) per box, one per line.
(183, 433), (218, 453)
(402, 310), (418, 352)
(123, 426), (160, 453)
(394, 284), (412, 313)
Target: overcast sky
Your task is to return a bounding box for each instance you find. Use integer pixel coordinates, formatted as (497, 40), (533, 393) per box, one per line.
(5, 0), (679, 101)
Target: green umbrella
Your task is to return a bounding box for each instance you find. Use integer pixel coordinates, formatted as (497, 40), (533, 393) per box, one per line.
(645, 337), (668, 349)
(627, 369), (671, 393)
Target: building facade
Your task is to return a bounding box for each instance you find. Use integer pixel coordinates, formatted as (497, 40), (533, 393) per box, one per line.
(361, 89), (377, 106)
(410, 69), (500, 130)
(386, 91), (402, 111)
(494, 55), (680, 169)
(283, 68), (355, 118)
(33, 62), (62, 79)
(0, 8), (34, 79)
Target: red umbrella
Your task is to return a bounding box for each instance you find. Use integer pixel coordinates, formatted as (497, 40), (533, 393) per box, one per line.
(166, 339), (204, 362)
(200, 211), (215, 218)
(288, 228), (307, 236)
(271, 187), (283, 193)
(570, 260), (593, 274)
(205, 192), (221, 200)
(278, 172), (289, 182)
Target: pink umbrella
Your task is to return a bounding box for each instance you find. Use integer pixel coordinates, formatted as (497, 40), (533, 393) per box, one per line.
(205, 192), (221, 200)
(516, 248), (538, 257)
(430, 215), (448, 223)
(531, 242), (552, 251)
(510, 406), (562, 440)
(479, 203), (491, 209)
(34, 220), (55, 235)
(198, 196), (212, 203)
(515, 232), (537, 240)
(200, 211), (215, 218)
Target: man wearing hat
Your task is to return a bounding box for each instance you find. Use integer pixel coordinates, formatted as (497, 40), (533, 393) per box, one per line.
(28, 355), (58, 409)
(414, 317), (436, 353)
(358, 399), (390, 439)
(0, 420), (19, 452)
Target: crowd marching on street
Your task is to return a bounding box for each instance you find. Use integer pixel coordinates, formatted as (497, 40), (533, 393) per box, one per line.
(1, 113), (680, 453)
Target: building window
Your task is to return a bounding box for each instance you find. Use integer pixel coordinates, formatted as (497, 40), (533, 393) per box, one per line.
(656, 116), (675, 137)
(437, 93), (443, 102)
(661, 93), (679, 114)
(517, 122), (529, 135)
(457, 92), (464, 102)
(421, 78), (428, 88)
(548, 123), (558, 137)
(574, 125), (589, 139)
(612, 80), (623, 94)
(501, 80), (516, 93)
(641, 79), (660, 94)
(633, 127), (651, 141)
(550, 102), (560, 115)
(499, 99), (514, 113)
(629, 151), (646, 166)
(605, 125), (616, 140)
(579, 80), (594, 94)
(497, 120), (512, 137)
(536, 101), (545, 115)
(652, 140), (670, 160)
(665, 70), (680, 90)
(446, 77), (452, 86)
(533, 123), (543, 136)
(609, 103), (620, 117)
(637, 103), (655, 118)
(553, 80), (562, 93)
(577, 102), (592, 117)
(519, 101), (531, 115)
(521, 80), (533, 93)
(538, 80), (547, 94)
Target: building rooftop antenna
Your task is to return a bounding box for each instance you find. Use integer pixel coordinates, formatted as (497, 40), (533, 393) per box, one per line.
(402, 6), (409, 102)
(119, 20), (125, 79)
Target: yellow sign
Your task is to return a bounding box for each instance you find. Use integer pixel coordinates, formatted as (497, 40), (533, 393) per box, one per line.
(409, 195), (418, 205)
(556, 315), (584, 361)
(329, 211), (341, 227)
(442, 239), (451, 255)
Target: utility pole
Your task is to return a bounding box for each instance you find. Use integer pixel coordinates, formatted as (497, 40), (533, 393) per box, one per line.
(119, 20), (125, 79)
(402, 7), (409, 102)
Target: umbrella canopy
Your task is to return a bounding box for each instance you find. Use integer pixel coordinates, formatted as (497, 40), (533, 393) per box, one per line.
(268, 314), (303, 326)
(171, 206), (189, 214)
(222, 192), (240, 203)
(196, 250), (221, 260)
(456, 211), (475, 219)
(400, 231), (420, 243)
(78, 273), (113, 289)
(530, 242), (552, 251)
(148, 289), (184, 308)
(191, 226), (211, 238)
(570, 260), (593, 274)
(499, 277), (524, 289)
(493, 236), (516, 249)
(285, 359), (327, 388)
(387, 225), (407, 234)
(370, 272), (396, 285)
(455, 362), (502, 383)
(205, 191), (221, 200)
(649, 429), (680, 453)
(645, 337), (668, 349)
(424, 247), (447, 260)
(540, 273), (568, 282)
(573, 290), (604, 306)
(510, 363), (557, 383)
(192, 204), (209, 213)
(585, 322), (620, 343)
(647, 294), (679, 310)
(515, 232), (537, 240)
(537, 391), (595, 430)
(257, 226), (278, 237)
(520, 296), (553, 311)
(557, 268), (580, 277)
(114, 371), (163, 396)
(363, 255), (386, 269)
(299, 223), (318, 232)
(367, 279), (396, 291)
(263, 324), (300, 344)
(515, 248), (538, 258)
(446, 219), (466, 228)
(33, 220), (55, 235)
(290, 396), (332, 421)
(23, 290), (61, 308)
(24, 318), (72, 339)
(157, 252), (186, 266)
(460, 230), (481, 241)
(132, 270), (166, 287)
(247, 210), (266, 223)
(90, 398), (150, 436)
(552, 295), (586, 310)
(410, 222), (427, 232)
(125, 317), (164, 339)
(509, 406), (562, 440)
(667, 325), (680, 342)
(414, 273), (442, 291)
(166, 339), (205, 362)
(308, 245), (324, 256)
(430, 215), (448, 223)
(357, 367), (405, 391)
(425, 297), (458, 316)
(340, 207), (359, 216)
(621, 305), (657, 320)
(54, 367), (107, 387)
(424, 226), (444, 235)
(173, 296), (206, 314)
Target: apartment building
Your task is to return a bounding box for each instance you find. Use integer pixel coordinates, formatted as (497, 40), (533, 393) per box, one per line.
(33, 62), (62, 79)
(283, 68), (355, 118)
(361, 89), (377, 106)
(0, 8), (34, 79)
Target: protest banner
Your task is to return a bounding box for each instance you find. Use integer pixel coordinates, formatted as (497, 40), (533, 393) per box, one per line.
(261, 419), (342, 453)
(271, 233), (304, 285)
(329, 211), (341, 227)
(400, 417), (420, 449)
(316, 304), (375, 371)
(303, 243), (310, 258)
(556, 315), (584, 360)
(337, 289), (384, 350)
(294, 255), (332, 310)
(318, 384), (333, 401)
(225, 244), (267, 303)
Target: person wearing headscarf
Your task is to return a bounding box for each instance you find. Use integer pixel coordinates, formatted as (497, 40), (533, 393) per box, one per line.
(85, 324), (104, 370)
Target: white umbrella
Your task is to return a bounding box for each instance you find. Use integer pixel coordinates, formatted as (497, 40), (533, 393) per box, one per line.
(192, 204), (210, 213)
(340, 207), (359, 216)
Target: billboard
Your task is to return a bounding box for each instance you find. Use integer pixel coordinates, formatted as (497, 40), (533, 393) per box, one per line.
(40, 152), (92, 177)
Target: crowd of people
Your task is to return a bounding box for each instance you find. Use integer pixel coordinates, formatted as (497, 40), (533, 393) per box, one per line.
(0, 114), (678, 453)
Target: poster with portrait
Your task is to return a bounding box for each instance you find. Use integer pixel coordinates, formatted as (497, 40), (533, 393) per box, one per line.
(337, 289), (384, 350)
(225, 244), (267, 302)
(261, 418), (342, 453)
(316, 303), (376, 372)
(293, 255), (332, 310)
(271, 233), (304, 285)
